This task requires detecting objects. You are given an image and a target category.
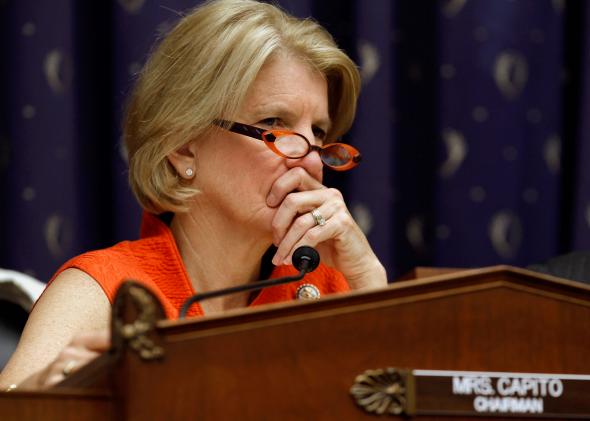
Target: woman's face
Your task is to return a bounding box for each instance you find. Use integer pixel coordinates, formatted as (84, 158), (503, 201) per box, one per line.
(190, 54), (330, 237)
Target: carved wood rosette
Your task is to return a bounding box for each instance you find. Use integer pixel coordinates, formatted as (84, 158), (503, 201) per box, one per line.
(350, 367), (413, 416)
(111, 281), (166, 361)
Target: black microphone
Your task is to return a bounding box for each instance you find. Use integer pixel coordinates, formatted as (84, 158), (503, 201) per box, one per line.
(179, 246), (320, 318)
(292, 245), (320, 273)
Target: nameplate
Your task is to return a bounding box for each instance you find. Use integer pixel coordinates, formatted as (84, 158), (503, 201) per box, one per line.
(350, 368), (590, 418)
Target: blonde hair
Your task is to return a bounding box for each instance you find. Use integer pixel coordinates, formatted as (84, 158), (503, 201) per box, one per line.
(124, 0), (361, 213)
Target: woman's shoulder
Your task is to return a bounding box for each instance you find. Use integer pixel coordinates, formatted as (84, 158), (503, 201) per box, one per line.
(49, 235), (170, 304)
(58, 237), (154, 271)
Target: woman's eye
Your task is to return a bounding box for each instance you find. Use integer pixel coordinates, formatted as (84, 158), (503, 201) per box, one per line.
(258, 118), (281, 128)
(313, 127), (327, 141)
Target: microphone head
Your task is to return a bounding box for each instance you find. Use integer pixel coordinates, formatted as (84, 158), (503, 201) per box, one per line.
(292, 246), (320, 273)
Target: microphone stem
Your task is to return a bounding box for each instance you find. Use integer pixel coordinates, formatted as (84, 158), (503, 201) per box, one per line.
(179, 263), (309, 318)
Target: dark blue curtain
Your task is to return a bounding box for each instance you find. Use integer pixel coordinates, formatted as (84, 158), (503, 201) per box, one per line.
(1, 0), (589, 282)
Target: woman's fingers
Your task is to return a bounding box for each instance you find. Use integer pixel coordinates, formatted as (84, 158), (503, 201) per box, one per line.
(269, 166), (387, 290)
(270, 188), (335, 244)
(38, 330), (110, 388)
(277, 216), (340, 266)
(271, 189), (345, 265)
(272, 200), (341, 265)
(267, 166), (325, 208)
(268, 167), (348, 267)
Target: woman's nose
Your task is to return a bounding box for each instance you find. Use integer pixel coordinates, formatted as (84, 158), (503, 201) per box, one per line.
(284, 148), (324, 181)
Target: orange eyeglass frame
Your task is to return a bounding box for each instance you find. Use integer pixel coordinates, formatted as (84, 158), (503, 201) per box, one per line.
(213, 119), (361, 171)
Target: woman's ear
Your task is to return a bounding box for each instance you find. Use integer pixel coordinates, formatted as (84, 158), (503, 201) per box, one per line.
(167, 141), (197, 179)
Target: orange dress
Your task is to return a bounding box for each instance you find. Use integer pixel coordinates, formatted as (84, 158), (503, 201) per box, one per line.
(48, 213), (350, 319)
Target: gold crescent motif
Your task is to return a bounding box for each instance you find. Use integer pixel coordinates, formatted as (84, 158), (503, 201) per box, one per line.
(44, 50), (72, 95)
(351, 203), (373, 236)
(44, 214), (72, 259)
(441, 0), (467, 17)
(439, 128), (467, 178)
(552, 0), (565, 13)
(489, 211), (523, 259)
(493, 51), (528, 100)
(358, 40), (380, 85)
(118, 0), (146, 14)
(543, 134), (561, 175)
(406, 216), (425, 252)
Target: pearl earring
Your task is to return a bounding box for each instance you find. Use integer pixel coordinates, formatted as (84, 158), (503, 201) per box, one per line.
(185, 168), (194, 177)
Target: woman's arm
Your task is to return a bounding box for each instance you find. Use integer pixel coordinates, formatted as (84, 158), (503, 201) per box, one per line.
(0, 268), (111, 389)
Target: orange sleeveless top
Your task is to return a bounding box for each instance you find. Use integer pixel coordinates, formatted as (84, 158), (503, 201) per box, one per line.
(49, 213), (350, 319)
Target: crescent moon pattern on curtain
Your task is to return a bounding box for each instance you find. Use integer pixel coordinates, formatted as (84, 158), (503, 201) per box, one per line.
(1, 1), (589, 281)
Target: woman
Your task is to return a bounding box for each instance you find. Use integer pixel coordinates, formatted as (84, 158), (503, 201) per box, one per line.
(0, 0), (386, 390)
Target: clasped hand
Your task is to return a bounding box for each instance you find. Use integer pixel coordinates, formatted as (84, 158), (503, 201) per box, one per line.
(267, 166), (387, 290)
(18, 330), (110, 389)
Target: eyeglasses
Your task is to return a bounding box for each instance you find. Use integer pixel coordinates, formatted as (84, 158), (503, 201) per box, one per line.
(213, 120), (361, 171)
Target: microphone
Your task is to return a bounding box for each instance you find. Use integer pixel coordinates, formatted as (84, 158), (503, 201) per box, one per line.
(179, 246), (320, 318)
(292, 245), (320, 273)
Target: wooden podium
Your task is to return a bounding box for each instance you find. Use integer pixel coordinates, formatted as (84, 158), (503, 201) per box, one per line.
(1, 265), (590, 420)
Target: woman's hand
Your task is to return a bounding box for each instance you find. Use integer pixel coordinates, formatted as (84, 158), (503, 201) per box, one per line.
(19, 330), (110, 389)
(267, 166), (387, 289)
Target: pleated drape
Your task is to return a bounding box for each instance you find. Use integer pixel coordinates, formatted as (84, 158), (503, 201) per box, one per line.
(1, 0), (589, 281)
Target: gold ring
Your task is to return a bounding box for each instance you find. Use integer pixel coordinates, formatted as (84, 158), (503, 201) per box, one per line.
(311, 209), (326, 226)
(62, 360), (76, 377)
